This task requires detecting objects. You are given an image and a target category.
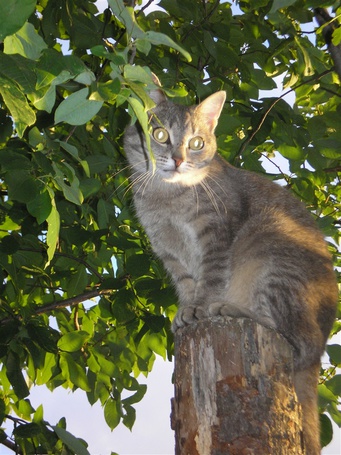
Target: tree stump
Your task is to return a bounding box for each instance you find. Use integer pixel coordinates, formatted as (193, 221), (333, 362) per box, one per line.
(172, 317), (304, 455)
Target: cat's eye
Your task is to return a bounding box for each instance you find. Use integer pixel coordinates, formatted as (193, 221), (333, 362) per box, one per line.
(153, 127), (169, 144)
(189, 136), (204, 150)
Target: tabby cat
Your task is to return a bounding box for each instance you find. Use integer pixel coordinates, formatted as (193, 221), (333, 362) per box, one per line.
(124, 79), (338, 454)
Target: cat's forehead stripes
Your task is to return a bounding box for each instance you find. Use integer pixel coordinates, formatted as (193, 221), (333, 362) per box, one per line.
(152, 103), (192, 129)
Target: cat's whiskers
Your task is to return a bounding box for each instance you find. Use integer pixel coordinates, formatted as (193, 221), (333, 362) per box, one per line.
(204, 174), (229, 214)
(113, 158), (151, 198)
(191, 184), (200, 216)
(138, 171), (156, 199)
(127, 165), (161, 199)
(199, 178), (227, 216)
(124, 170), (150, 198)
(104, 160), (149, 201)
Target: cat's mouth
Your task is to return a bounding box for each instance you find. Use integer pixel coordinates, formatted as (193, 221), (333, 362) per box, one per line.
(159, 166), (207, 186)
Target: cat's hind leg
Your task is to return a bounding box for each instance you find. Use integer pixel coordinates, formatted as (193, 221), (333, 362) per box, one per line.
(207, 257), (278, 330)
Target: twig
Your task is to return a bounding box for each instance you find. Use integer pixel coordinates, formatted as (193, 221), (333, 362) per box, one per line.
(314, 8), (341, 80)
(64, 126), (77, 143)
(35, 289), (114, 315)
(136, 0), (155, 17)
(237, 69), (332, 156)
(1, 438), (22, 454)
(18, 248), (104, 282)
(260, 152), (291, 185)
(324, 166), (341, 173)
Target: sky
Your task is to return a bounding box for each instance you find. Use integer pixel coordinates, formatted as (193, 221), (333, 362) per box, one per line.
(1, 353), (340, 455)
(1, 1), (340, 454)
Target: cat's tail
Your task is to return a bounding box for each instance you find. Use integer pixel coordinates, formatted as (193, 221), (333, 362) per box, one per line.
(294, 364), (321, 455)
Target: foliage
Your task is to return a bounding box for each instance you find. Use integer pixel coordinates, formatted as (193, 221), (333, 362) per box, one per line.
(0, 0), (340, 452)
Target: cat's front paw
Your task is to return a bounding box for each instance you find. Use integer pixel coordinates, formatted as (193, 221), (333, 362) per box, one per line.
(171, 305), (207, 332)
(208, 302), (253, 319)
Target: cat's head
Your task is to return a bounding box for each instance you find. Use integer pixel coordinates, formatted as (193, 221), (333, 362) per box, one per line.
(124, 81), (226, 187)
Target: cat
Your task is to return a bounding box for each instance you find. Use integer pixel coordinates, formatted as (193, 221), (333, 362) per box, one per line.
(123, 78), (338, 454)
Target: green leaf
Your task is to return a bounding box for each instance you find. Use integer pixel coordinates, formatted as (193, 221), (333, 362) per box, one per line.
(108, 0), (144, 39)
(104, 398), (121, 430)
(66, 266), (88, 298)
(326, 375), (341, 396)
(122, 404), (136, 430)
(143, 31), (192, 62)
(320, 413), (333, 448)
(92, 351), (117, 377)
(0, 235), (20, 254)
(27, 189), (52, 224)
(0, 53), (36, 93)
(0, 397), (6, 424)
(27, 323), (57, 353)
(36, 50), (88, 89)
(6, 170), (40, 203)
(124, 65), (153, 85)
(122, 384), (147, 406)
(79, 178), (101, 199)
(13, 422), (41, 438)
(127, 96), (152, 160)
(318, 383), (338, 408)
(326, 344), (341, 365)
(0, 76), (35, 137)
(125, 253), (151, 277)
(332, 27), (341, 46)
(277, 144), (305, 161)
(58, 331), (90, 352)
(97, 79), (121, 101)
(327, 401), (341, 426)
(0, 0), (36, 41)
(97, 199), (111, 229)
(30, 85), (56, 113)
(36, 352), (57, 385)
(144, 315), (166, 333)
(4, 22), (47, 60)
(135, 38), (152, 55)
(52, 162), (84, 205)
(59, 352), (90, 391)
(55, 87), (103, 126)
(33, 404), (44, 423)
(53, 426), (90, 455)
(6, 351), (29, 399)
(145, 332), (166, 359)
(295, 36), (314, 77)
(269, 0), (297, 14)
(46, 196), (60, 266)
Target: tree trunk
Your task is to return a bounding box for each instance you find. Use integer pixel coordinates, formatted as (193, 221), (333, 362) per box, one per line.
(171, 317), (304, 455)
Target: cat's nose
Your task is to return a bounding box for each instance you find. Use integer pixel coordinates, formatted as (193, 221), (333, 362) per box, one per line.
(173, 157), (183, 167)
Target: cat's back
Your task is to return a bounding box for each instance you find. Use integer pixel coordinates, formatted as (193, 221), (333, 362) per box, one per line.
(211, 155), (319, 229)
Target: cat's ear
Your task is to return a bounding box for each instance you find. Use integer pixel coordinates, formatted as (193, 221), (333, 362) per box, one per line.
(196, 91), (226, 132)
(149, 73), (167, 105)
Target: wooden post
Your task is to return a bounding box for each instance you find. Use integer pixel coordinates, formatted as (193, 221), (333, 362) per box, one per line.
(171, 317), (304, 455)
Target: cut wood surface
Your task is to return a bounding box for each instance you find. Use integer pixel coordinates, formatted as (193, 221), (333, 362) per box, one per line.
(172, 317), (304, 455)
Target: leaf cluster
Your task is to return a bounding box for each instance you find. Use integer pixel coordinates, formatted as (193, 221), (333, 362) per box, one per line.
(0, 0), (340, 452)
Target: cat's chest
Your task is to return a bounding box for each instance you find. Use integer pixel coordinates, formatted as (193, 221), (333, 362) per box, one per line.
(138, 199), (202, 256)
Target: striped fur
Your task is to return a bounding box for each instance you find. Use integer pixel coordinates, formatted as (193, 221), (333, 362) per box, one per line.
(124, 90), (338, 454)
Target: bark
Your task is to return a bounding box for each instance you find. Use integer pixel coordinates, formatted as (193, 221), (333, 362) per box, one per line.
(172, 317), (304, 455)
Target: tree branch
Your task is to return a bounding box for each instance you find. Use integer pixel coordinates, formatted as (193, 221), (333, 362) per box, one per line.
(19, 247), (104, 282)
(314, 8), (341, 80)
(136, 0), (155, 17)
(35, 289), (115, 315)
(324, 166), (341, 173)
(237, 69), (332, 157)
(1, 438), (22, 454)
